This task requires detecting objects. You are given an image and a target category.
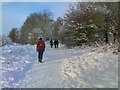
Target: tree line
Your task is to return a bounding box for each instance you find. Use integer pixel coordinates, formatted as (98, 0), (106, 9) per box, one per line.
(9, 2), (119, 47)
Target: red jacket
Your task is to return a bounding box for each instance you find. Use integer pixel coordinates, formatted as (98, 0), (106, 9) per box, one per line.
(37, 40), (45, 51)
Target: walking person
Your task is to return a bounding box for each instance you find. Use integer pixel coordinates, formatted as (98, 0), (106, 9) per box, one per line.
(56, 39), (59, 48)
(36, 38), (45, 63)
(50, 39), (53, 48)
(54, 40), (57, 48)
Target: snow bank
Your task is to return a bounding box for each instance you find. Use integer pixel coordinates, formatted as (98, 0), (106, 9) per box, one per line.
(1, 43), (118, 88)
(61, 48), (118, 88)
(1, 44), (37, 88)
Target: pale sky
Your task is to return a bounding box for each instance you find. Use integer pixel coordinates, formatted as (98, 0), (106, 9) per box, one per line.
(2, 2), (71, 35)
(1, 0), (119, 36)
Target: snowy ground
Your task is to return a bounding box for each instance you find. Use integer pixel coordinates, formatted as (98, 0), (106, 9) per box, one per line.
(0, 42), (118, 88)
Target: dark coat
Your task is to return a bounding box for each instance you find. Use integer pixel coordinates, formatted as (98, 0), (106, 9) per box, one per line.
(50, 40), (53, 45)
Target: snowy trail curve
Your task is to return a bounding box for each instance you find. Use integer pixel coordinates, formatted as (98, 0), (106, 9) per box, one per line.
(1, 43), (118, 88)
(19, 44), (118, 88)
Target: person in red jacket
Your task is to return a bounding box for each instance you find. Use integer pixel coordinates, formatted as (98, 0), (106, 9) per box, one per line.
(36, 38), (45, 63)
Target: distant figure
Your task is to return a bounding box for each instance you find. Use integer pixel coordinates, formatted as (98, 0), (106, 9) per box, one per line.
(54, 40), (57, 48)
(36, 38), (45, 63)
(54, 39), (59, 48)
(56, 39), (59, 48)
(50, 39), (53, 48)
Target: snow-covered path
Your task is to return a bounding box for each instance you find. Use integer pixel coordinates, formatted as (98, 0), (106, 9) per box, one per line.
(20, 59), (63, 88)
(1, 43), (118, 88)
(19, 43), (94, 88)
(20, 44), (118, 88)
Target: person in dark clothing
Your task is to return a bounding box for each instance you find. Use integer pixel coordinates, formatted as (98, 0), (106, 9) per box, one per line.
(54, 40), (57, 48)
(50, 39), (53, 48)
(36, 38), (45, 63)
(56, 39), (59, 48)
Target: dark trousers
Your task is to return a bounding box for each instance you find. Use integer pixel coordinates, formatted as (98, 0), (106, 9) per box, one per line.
(38, 51), (44, 61)
(56, 44), (58, 48)
(54, 44), (56, 48)
(50, 44), (53, 48)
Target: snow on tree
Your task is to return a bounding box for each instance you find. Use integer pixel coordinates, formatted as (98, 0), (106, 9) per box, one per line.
(59, 2), (118, 47)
